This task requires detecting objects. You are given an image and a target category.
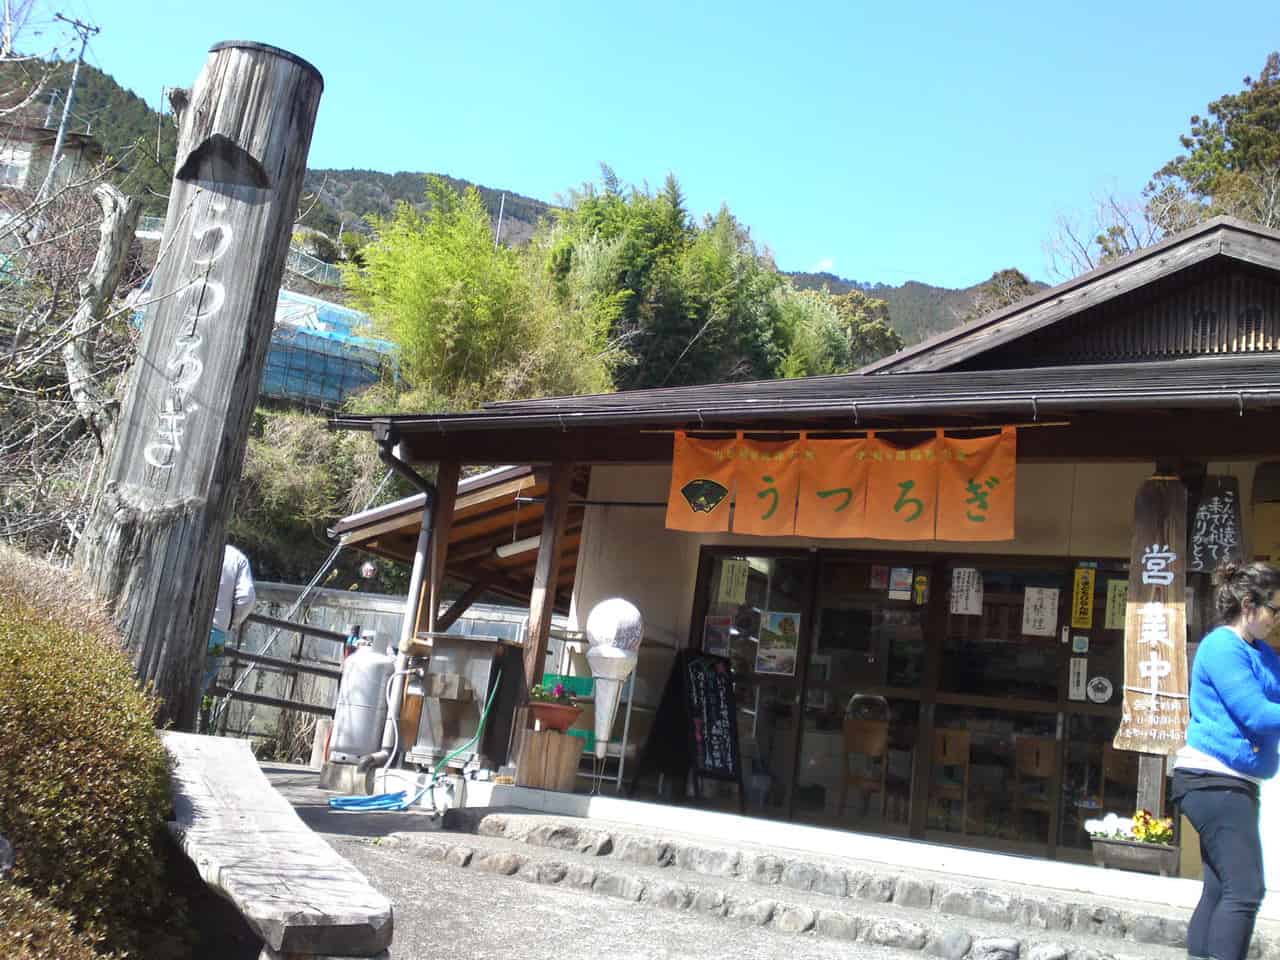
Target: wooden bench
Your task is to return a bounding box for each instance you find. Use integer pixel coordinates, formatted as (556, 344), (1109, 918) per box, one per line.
(162, 732), (393, 959)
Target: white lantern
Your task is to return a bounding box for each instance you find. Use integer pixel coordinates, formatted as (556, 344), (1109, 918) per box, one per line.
(585, 598), (643, 760)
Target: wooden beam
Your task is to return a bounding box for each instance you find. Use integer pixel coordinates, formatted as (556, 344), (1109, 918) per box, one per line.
(422, 460), (459, 634)
(388, 410), (1280, 466)
(436, 580), (492, 633)
(522, 461), (573, 693)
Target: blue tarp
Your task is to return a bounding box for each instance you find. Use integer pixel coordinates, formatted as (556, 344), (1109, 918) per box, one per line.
(132, 286), (399, 408)
(262, 290), (398, 407)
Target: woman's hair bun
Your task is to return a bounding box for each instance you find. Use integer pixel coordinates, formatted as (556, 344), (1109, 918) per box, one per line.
(1213, 560), (1242, 589)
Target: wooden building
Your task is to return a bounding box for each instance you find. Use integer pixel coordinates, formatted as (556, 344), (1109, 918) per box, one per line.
(330, 216), (1280, 864)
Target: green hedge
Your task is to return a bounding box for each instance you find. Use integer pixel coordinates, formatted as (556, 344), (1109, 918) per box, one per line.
(0, 547), (175, 956)
(0, 882), (109, 960)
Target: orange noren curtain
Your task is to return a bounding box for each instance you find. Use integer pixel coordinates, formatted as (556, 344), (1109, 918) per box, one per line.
(731, 437), (803, 536)
(795, 437), (870, 538)
(862, 434), (939, 540)
(935, 426), (1016, 541)
(665, 431), (736, 532)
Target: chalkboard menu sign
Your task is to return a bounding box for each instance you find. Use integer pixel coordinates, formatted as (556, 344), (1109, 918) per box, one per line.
(1189, 476), (1243, 573)
(629, 651), (745, 810)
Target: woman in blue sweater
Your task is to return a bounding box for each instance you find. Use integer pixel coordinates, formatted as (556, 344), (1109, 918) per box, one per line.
(1173, 561), (1280, 960)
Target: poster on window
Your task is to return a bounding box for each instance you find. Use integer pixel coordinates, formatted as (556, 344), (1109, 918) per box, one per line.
(703, 615), (732, 656)
(950, 567), (984, 616)
(755, 611), (800, 676)
(1069, 657), (1088, 701)
(1021, 587), (1060, 636)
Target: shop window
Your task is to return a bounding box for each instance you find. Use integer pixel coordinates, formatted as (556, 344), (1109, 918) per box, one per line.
(940, 566), (1066, 701)
(793, 692), (918, 831)
(700, 554), (807, 683)
(929, 705), (1057, 846)
(812, 559), (927, 690)
(699, 554), (809, 815)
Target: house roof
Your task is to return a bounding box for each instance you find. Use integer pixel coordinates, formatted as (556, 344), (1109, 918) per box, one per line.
(857, 216), (1280, 375)
(330, 216), (1280, 462)
(329, 464), (588, 612)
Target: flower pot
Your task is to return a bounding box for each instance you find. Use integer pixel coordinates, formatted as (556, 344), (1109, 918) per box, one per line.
(1090, 837), (1179, 876)
(529, 701), (582, 733)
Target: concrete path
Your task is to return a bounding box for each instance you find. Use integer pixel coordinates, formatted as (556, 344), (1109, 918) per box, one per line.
(267, 764), (918, 959)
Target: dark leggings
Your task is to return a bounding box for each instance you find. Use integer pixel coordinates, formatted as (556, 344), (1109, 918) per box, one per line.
(1179, 785), (1264, 960)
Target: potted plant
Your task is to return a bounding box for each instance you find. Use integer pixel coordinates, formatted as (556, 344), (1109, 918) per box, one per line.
(528, 682), (583, 732)
(1086, 810), (1179, 876)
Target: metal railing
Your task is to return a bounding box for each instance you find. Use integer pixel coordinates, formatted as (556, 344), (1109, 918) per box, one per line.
(212, 612), (352, 721)
(135, 217), (346, 287)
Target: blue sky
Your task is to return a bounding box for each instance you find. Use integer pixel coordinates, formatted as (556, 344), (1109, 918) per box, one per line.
(61, 0), (1280, 287)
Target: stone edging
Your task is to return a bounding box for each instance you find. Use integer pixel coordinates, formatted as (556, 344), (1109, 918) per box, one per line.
(394, 830), (1180, 960)
(442, 811), (1268, 960)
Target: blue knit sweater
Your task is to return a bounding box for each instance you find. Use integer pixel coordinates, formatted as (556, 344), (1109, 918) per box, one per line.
(1185, 625), (1280, 779)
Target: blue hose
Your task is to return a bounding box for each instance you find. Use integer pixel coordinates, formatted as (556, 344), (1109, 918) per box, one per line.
(329, 668), (502, 813)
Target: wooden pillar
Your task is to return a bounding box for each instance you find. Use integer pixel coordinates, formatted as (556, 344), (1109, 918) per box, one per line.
(522, 461), (573, 691)
(512, 462), (573, 768)
(75, 42), (323, 729)
(412, 460), (460, 636)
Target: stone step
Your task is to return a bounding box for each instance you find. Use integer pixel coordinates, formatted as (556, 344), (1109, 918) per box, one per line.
(401, 811), (1220, 960)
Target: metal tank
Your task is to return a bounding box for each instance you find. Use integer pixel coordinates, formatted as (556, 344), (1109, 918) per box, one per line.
(329, 642), (396, 763)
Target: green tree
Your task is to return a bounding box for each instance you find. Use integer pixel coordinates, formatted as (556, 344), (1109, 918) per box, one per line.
(1150, 51), (1280, 229)
(962, 268), (1039, 322)
(830, 289), (904, 366)
(346, 176), (619, 409)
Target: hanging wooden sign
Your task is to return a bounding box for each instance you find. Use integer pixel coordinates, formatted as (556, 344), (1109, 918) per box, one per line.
(1113, 477), (1190, 755)
(1189, 476), (1243, 573)
(935, 427), (1016, 541)
(666, 432), (736, 533)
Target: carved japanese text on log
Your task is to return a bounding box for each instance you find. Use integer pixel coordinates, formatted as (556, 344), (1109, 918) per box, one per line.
(77, 42), (322, 728)
(1113, 477), (1190, 755)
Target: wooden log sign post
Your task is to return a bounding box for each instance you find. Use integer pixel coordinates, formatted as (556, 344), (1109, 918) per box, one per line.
(1113, 476), (1191, 815)
(76, 43), (322, 728)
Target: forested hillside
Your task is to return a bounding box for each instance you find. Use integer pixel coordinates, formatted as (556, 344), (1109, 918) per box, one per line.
(302, 169), (552, 245)
(787, 272), (1047, 344)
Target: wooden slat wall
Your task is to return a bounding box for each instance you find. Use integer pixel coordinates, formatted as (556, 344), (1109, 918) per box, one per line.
(970, 265), (1280, 368)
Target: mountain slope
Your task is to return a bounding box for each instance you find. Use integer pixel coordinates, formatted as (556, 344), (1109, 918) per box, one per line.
(301, 169), (555, 245)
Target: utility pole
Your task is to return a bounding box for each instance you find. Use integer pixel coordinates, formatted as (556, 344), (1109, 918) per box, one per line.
(2, 1), (13, 58)
(36, 12), (98, 202)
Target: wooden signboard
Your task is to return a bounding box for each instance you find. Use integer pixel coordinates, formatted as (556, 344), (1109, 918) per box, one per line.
(628, 650), (745, 811)
(1189, 476), (1243, 573)
(75, 43), (324, 728)
(1113, 477), (1190, 755)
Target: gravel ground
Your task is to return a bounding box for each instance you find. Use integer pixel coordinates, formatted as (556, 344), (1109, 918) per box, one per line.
(333, 831), (916, 960)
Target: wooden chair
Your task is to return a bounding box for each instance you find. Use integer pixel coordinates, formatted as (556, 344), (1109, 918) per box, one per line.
(932, 728), (971, 834)
(839, 717), (889, 818)
(1101, 743), (1139, 813)
(1012, 735), (1058, 827)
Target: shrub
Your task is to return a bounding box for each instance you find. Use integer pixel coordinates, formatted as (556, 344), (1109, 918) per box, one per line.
(0, 546), (174, 955)
(0, 882), (110, 959)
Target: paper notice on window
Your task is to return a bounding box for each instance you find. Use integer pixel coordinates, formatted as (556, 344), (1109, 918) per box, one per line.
(718, 559), (749, 606)
(1104, 579), (1128, 631)
(1021, 586), (1060, 636)
(1069, 657), (1088, 701)
(950, 567), (983, 616)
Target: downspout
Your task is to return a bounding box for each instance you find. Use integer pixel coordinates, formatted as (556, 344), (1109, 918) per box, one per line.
(358, 422), (437, 772)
